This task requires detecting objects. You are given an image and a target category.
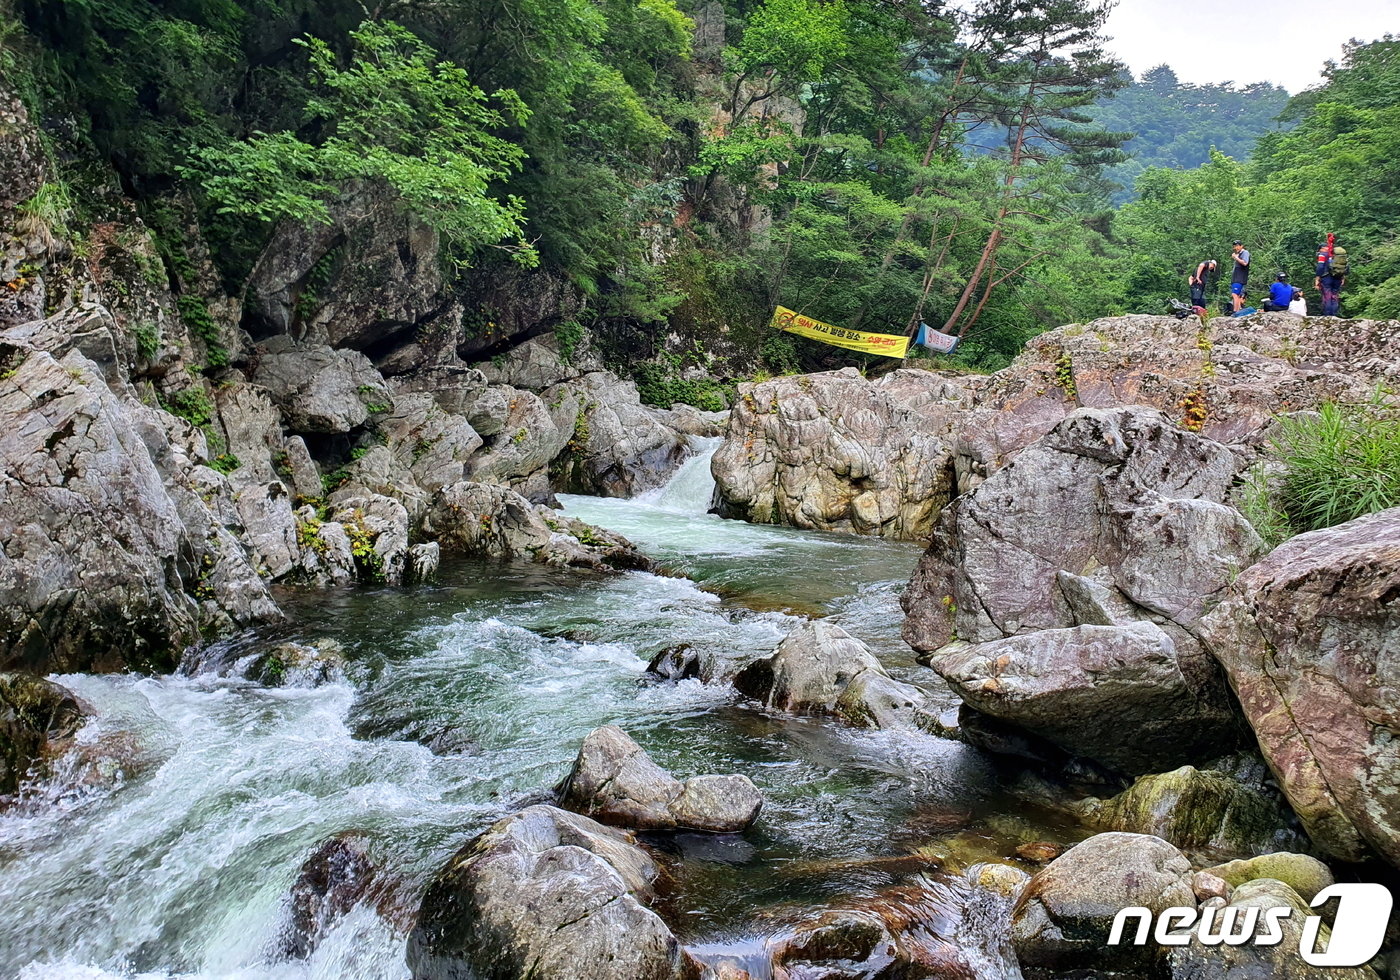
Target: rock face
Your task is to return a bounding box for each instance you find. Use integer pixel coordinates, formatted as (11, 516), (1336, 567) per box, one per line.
(557, 726), (762, 833)
(733, 620), (937, 731)
(1199, 507), (1400, 865)
(1075, 765), (1305, 860)
(407, 805), (692, 980)
(0, 673), (87, 797)
(552, 372), (687, 498)
(714, 316), (1400, 543)
(903, 407), (1255, 774)
(251, 337), (393, 434)
(243, 179), (449, 352)
(712, 367), (978, 540)
(1166, 879), (1379, 980)
(1012, 832), (1196, 969)
(0, 343), (280, 672)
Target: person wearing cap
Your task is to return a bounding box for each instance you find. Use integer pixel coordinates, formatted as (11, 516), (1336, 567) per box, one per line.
(1189, 258), (1218, 309)
(1230, 240), (1251, 312)
(1263, 272), (1293, 312)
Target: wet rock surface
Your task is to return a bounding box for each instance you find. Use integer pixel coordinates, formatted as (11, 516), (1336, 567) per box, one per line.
(0, 673), (87, 798)
(1011, 832), (1196, 969)
(407, 804), (694, 980)
(558, 725), (762, 833)
(734, 620), (939, 732)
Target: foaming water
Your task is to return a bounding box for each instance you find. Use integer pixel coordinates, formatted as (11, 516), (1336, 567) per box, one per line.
(0, 442), (1056, 978)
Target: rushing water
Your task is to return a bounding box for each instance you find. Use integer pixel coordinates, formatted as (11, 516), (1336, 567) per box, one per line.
(0, 441), (1075, 979)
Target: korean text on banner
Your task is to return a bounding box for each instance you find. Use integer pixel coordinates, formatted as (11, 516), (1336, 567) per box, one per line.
(770, 307), (910, 359)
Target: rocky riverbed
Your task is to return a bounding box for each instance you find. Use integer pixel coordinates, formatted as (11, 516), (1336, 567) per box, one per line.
(4, 68), (1400, 980)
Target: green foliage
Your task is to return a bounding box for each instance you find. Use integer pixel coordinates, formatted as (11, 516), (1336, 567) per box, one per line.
(344, 510), (385, 581)
(209, 453), (240, 474)
(634, 359), (732, 412)
(182, 21), (533, 266)
(1092, 65), (1292, 204)
(1251, 398), (1400, 543)
(163, 388), (214, 429)
(555, 319), (586, 364)
(131, 322), (160, 361)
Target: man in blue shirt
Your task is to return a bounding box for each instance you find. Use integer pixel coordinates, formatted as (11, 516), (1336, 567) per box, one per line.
(1263, 273), (1294, 312)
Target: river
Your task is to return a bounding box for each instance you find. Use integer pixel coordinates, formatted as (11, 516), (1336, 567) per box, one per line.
(0, 441), (1073, 979)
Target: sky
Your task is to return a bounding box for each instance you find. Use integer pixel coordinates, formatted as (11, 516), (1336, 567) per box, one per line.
(1103, 0), (1397, 93)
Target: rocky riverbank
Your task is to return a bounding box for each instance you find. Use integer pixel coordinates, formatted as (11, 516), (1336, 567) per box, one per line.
(5, 64), (1400, 980)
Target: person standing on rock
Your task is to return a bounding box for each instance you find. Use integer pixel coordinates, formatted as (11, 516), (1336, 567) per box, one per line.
(1315, 235), (1347, 316)
(1230, 240), (1251, 312)
(1189, 258), (1218, 310)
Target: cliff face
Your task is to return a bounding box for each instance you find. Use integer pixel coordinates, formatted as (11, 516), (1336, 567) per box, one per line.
(0, 85), (707, 673)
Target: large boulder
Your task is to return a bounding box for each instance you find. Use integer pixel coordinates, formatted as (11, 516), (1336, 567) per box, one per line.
(425, 481), (651, 573)
(0, 673), (87, 798)
(903, 407), (1257, 773)
(767, 870), (1026, 980)
(934, 623), (1241, 775)
(251, 337), (393, 434)
(557, 726), (761, 833)
(734, 620), (938, 731)
(0, 342), (279, 672)
(712, 367), (979, 540)
(1012, 832), (1196, 969)
(1199, 507), (1400, 865)
(406, 804), (693, 980)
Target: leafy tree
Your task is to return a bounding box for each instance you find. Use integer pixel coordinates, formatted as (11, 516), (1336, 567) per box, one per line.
(182, 21), (533, 264)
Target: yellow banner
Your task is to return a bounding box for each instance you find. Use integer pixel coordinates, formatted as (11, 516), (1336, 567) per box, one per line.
(770, 306), (910, 359)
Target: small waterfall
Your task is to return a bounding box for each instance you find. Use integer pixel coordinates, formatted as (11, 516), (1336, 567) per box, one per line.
(644, 436), (723, 514)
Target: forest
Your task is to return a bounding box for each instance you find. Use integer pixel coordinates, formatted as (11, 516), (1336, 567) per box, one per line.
(1, 0), (1397, 375)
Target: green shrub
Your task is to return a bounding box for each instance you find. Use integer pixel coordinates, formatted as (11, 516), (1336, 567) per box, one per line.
(1246, 397), (1400, 545)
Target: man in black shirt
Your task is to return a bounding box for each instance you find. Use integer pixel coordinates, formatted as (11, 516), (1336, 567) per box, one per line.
(1189, 258), (1218, 309)
(1230, 240), (1251, 312)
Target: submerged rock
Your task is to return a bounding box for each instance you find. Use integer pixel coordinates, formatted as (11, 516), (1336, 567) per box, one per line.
(246, 639), (347, 688)
(407, 804), (693, 980)
(645, 645), (703, 682)
(277, 834), (377, 960)
(1199, 507), (1400, 866)
(1011, 832), (1195, 969)
(0, 673), (87, 798)
(1075, 765), (1305, 859)
(734, 620), (937, 732)
(557, 725), (761, 833)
